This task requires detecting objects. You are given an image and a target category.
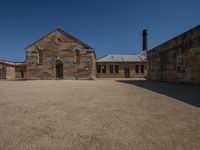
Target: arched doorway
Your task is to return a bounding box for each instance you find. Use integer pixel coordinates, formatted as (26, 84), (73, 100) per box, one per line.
(56, 60), (63, 79)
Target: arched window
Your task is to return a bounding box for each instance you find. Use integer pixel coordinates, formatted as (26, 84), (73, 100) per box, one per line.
(75, 49), (80, 64)
(39, 49), (43, 63)
(55, 38), (62, 45)
(76, 49), (80, 57)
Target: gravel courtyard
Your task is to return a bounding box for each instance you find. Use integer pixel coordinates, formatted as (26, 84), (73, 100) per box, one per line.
(0, 79), (200, 150)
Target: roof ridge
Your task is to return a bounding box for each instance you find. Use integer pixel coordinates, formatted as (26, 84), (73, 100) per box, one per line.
(96, 53), (146, 62)
(0, 60), (25, 66)
(0, 60), (25, 63)
(137, 55), (143, 61)
(25, 27), (94, 50)
(97, 54), (109, 60)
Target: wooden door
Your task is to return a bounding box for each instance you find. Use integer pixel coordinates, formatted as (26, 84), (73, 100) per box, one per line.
(124, 68), (130, 78)
(56, 60), (63, 79)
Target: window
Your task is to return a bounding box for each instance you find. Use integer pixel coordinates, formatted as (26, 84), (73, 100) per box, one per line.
(110, 65), (114, 74)
(97, 65), (101, 73)
(38, 49), (43, 63)
(115, 65), (119, 74)
(140, 65), (144, 73)
(76, 49), (80, 63)
(76, 49), (80, 57)
(135, 65), (139, 73)
(55, 38), (62, 45)
(21, 71), (24, 78)
(102, 65), (106, 73)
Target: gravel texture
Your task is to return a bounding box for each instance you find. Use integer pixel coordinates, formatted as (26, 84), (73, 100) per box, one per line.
(0, 79), (199, 150)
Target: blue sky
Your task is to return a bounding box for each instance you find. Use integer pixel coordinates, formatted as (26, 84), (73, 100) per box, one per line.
(0, 0), (200, 61)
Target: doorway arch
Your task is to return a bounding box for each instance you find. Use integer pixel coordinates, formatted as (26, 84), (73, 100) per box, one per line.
(56, 60), (63, 79)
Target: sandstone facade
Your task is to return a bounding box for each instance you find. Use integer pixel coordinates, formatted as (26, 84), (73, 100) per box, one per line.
(147, 25), (200, 84)
(96, 62), (146, 78)
(0, 62), (26, 80)
(25, 28), (96, 80)
(96, 54), (147, 78)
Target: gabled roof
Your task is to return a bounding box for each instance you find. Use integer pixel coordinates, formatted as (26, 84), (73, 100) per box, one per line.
(0, 60), (25, 66)
(97, 52), (146, 63)
(25, 28), (94, 51)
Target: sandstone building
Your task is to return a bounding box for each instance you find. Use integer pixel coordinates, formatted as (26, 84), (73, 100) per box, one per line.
(96, 29), (147, 78)
(147, 25), (200, 84)
(96, 53), (146, 78)
(0, 60), (25, 80)
(25, 28), (96, 80)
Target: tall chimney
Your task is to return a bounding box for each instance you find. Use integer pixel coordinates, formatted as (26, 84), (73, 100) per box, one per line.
(143, 29), (148, 51)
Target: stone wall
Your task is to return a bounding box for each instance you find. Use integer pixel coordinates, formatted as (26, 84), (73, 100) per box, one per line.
(5, 66), (15, 79)
(147, 25), (200, 84)
(0, 63), (26, 80)
(15, 65), (26, 79)
(0, 63), (15, 79)
(26, 30), (96, 80)
(96, 62), (146, 78)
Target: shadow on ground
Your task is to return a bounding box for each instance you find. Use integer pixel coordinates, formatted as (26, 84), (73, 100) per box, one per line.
(117, 80), (200, 107)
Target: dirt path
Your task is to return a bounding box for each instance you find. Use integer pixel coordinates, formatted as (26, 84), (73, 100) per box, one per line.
(0, 80), (199, 150)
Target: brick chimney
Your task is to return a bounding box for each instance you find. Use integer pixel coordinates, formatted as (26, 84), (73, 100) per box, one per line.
(143, 29), (148, 51)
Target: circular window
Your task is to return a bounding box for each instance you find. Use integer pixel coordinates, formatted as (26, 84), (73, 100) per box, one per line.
(55, 38), (62, 45)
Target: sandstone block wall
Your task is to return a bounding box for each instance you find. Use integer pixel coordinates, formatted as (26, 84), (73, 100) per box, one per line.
(0, 63), (26, 80)
(26, 30), (96, 80)
(5, 66), (15, 79)
(147, 25), (200, 84)
(0, 64), (15, 80)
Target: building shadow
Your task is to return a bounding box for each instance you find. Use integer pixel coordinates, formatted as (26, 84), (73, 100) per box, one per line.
(116, 80), (200, 107)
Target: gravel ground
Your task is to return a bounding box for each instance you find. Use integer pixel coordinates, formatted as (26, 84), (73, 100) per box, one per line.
(0, 79), (199, 150)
